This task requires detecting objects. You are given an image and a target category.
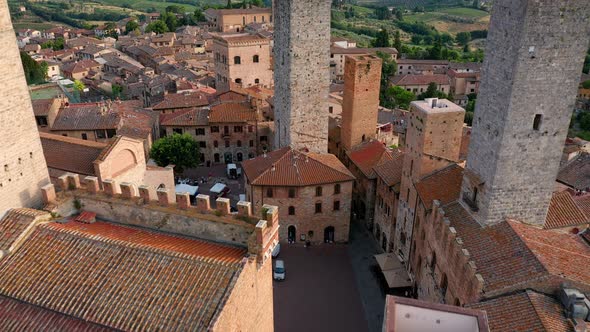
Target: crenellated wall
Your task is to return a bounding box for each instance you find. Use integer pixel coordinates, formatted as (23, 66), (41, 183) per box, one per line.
(42, 173), (279, 266)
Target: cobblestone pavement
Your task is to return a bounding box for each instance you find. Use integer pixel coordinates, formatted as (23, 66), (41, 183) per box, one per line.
(273, 244), (368, 332)
(347, 220), (387, 332)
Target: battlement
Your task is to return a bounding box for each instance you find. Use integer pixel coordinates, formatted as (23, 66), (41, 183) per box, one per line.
(432, 200), (484, 301)
(42, 173), (280, 267)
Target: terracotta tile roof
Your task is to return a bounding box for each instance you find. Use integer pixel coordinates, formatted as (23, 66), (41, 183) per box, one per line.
(160, 108), (210, 127)
(444, 202), (549, 294)
(209, 102), (256, 123)
(415, 164), (464, 210)
(574, 194), (590, 219)
(215, 90), (249, 103)
(348, 140), (395, 179)
(544, 191), (589, 229)
(40, 132), (106, 175)
(0, 220), (247, 331)
(117, 107), (158, 140)
(61, 59), (100, 74)
(243, 147), (355, 187)
(373, 150), (405, 186)
(509, 219), (590, 288)
(467, 290), (574, 332)
(557, 152), (590, 190)
(0, 295), (110, 331)
(31, 98), (57, 116)
(0, 209), (49, 252)
(51, 101), (142, 131)
(152, 92), (209, 111)
(390, 74), (451, 86)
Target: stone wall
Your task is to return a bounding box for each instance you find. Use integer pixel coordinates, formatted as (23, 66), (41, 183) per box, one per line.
(247, 180), (353, 244)
(273, 0), (331, 153)
(461, 0), (590, 227)
(341, 55), (382, 151)
(374, 178), (399, 253)
(0, 1), (50, 215)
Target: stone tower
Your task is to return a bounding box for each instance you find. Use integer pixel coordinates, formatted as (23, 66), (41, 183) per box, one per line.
(0, 1), (50, 215)
(341, 54), (382, 151)
(273, 0), (331, 153)
(395, 98), (464, 260)
(461, 0), (590, 227)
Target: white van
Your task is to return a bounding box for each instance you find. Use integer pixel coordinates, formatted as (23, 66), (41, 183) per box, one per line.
(273, 259), (285, 281)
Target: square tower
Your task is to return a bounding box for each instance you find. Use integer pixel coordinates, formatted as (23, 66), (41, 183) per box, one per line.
(395, 98), (465, 260)
(461, 0), (590, 227)
(273, 0), (331, 153)
(0, 1), (50, 215)
(341, 54), (382, 151)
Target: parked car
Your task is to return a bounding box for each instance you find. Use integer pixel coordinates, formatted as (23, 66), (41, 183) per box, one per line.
(274, 259), (285, 281)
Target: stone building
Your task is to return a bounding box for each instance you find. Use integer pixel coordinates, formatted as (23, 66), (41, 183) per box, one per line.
(394, 98), (465, 260)
(206, 8), (272, 33)
(213, 33), (272, 92)
(460, 0), (590, 227)
(390, 74), (451, 96)
(373, 153), (404, 253)
(242, 147), (354, 244)
(273, 0), (331, 153)
(341, 54), (383, 151)
(0, 175), (278, 331)
(0, 0), (50, 215)
(32, 97), (64, 129)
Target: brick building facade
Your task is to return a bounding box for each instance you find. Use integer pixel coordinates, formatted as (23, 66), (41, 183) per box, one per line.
(243, 148), (354, 245)
(0, 1), (50, 214)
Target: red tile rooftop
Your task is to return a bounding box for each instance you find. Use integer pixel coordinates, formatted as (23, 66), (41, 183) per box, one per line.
(544, 191), (588, 229)
(348, 140), (395, 179)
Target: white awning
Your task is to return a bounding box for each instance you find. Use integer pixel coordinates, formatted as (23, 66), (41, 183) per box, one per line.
(209, 183), (226, 194)
(374, 253), (413, 289)
(175, 184), (198, 196)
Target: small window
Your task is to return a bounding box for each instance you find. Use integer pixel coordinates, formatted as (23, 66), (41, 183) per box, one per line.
(95, 130), (106, 139)
(316, 186), (323, 197)
(199, 141), (206, 148)
(334, 184), (341, 194)
(234, 56), (241, 65)
(248, 125), (254, 133)
(237, 140), (242, 147)
(288, 188), (296, 198)
(173, 128), (183, 135)
(106, 129), (116, 138)
(249, 140), (254, 147)
(211, 126), (220, 133)
(214, 140), (219, 148)
(533, 114), (542, 131)
(235, 78), (242, 84)
(196, 128), (206, 136)
(253, 55), (259, 63)
(266, 188), (273, 198)
(288, 206), (295, 215)
(329, 106), (333, 114)
(81, 133), (88, 140)
(225, 140), (230, 148)
(255, 78), (260, 84)
(333, 200), (340, 211)
(234, 126), (243, 133)
(315, 202), (322, 214)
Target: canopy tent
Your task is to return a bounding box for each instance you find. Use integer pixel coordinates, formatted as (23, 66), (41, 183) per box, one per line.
(175, 184), (199, 196)
(210, 183), (227, 194)
(374, 253), (413, 289)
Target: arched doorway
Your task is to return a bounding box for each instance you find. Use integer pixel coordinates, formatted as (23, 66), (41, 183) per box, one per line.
(224, 152), (233, 164)
(214, 153), (220, 163)
(287, 225), (296, 244)
(237, 152), (243, 162)
(324, 226), (335, 243)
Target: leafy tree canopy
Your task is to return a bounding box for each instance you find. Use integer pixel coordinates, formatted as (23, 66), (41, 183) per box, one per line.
(150, 134), (201, 172)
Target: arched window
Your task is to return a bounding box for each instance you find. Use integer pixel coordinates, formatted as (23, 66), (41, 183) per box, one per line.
(253, 55), (260, 63)
(288, 206), (295, 215)
(316, 186), (323, 197)
(234, 56), (241, 65)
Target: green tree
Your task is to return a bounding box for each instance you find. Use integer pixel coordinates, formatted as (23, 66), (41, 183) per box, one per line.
(150, 134), (201, 172)
(20, 51), (46, 85)
(251, 0), (263, 6)
(382, 86), (416, 109)
(112, 84), (123, 99)
(472, 0), (479, 9)
(375, 6), (391, 20)
(194, 9), (206, 22)
(227, 0), (232, 9)
(39, 61), (49, 79)
(456, 32), (471, 46)
(393, 30), (402, 51)
(73, 79), (86, 92)
(373, 29), (391, 48)
(146, 20), (168, 33)
(395, 8), (403, 21)
(125, 20), (139, 34)
(583, 80), (590, 89)
(464, 111), (474, 126)
(163, 12), (178, 32)
(579, 112), (590, 131)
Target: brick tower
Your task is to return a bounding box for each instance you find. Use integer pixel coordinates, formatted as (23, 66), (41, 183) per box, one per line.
(273, 0), (331, 153)
(0, 2), (50, 215)
(461, 0), (590, 227)
(341, 54), (382, 151)
(394, 98), (464, 260)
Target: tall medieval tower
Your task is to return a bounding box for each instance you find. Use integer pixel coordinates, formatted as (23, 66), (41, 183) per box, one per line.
(461, 0), (590, 226)
(273, 0), (331, 153)
(341, 54), (382, 151)
(0, 1), (50, 215)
